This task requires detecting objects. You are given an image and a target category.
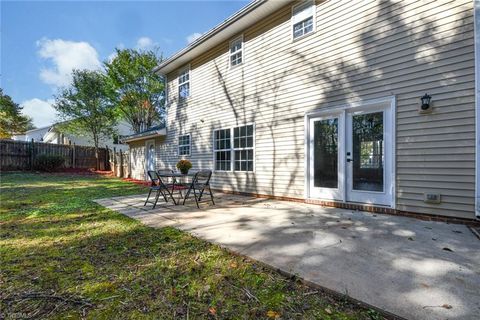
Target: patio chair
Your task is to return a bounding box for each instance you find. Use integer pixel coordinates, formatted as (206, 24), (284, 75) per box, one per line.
(182, 170), (215, 208)
(157, 168), (189, 202)
(144, 170), (177, 208)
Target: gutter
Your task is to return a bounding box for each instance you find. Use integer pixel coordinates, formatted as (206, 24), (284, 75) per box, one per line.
(122, 128), (166, 143)
(153, 0), (268, 74)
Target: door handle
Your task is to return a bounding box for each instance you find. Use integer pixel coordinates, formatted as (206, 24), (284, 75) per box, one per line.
(347, 158), (353, 162)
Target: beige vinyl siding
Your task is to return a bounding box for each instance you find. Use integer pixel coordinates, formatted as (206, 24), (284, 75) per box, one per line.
(128, 137), (166, 180)
(160, 0), (475, 219)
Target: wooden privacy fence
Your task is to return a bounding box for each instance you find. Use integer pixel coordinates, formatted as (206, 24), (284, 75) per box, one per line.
(109, 148), (130, 178)
(0, 139), (109, 171)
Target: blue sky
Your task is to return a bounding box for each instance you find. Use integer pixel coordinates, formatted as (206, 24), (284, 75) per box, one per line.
(1, 0), (249, 127)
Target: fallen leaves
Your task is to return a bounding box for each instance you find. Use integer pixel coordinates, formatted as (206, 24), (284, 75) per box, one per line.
(266, 310), (281, 318)
(208, 306), (217, 315)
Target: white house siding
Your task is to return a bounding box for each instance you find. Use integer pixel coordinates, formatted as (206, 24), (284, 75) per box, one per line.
(129, 136), (166, 180)
(160, 0), (475, 219)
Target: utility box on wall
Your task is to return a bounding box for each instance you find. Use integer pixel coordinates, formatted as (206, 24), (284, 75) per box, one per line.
(424, 193), (441, 204)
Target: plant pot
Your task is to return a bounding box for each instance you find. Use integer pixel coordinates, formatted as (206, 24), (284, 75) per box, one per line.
(180, 169), (189, 175)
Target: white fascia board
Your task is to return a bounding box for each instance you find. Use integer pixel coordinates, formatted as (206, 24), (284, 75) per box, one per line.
(155, 0), (292, 75)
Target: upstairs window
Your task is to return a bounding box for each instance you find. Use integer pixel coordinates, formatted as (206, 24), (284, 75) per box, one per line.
(292, 0), (315, 39)
(178, 134), (191, 156)
(178, 67), (190, 100)
(229, 36), (243, 67)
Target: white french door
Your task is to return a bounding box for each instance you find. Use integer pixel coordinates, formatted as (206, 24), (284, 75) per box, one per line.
(308, 99), (394, 207)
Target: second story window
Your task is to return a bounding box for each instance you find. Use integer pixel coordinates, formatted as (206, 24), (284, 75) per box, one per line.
(178, 67), (190, 100)
(229, 36), (243, 67)
(292, 0), (315, 40)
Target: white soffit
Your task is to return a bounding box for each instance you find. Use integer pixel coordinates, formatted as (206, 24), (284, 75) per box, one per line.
(155, 0), (293, 75)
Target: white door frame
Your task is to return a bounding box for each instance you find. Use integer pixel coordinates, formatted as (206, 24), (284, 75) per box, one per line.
(144, 139), (156, 178)
(308, 112), (345, 201)
(304, 96), (396, 208)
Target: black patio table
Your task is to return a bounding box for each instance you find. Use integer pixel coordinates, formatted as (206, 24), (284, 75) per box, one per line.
(157, 171), (197, 205)
(157, 171), (197, 179)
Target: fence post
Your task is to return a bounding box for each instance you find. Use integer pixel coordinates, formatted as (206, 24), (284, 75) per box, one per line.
(105, 146), (109, 171)
(119, 150), (124, 178)
(72, 143), (76, 168)
(30, 139), (35, 171)
(128, 148), (131, 178)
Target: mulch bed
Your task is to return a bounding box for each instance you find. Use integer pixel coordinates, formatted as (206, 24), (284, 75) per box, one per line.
(121, 177), (150, 187)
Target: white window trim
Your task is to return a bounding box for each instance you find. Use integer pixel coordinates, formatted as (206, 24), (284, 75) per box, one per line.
(212, 123), (256, 173)
(291, 0), (316, 42)
(213, 128), (233, 172)
(178, 133), (191, 156)
(229, 35), (244, 69)
(178, 65), (190, 101)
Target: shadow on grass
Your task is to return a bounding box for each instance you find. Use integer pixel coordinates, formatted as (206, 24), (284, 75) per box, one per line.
(0, 173), (376, 319)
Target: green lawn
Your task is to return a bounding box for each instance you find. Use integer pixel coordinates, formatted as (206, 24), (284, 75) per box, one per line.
(0, 172), (382, 319)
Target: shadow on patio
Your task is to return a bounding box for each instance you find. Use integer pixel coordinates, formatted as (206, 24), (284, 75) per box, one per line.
(95, 193), (480, 320)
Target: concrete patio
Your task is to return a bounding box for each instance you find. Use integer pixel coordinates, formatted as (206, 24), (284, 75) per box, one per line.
(94, 193), (480, 320)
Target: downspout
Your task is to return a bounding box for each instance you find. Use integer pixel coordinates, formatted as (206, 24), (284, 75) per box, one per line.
(475, 0), (480, 218)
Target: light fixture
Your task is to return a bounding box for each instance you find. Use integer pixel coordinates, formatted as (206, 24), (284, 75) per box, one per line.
(420, 93), (431, 111)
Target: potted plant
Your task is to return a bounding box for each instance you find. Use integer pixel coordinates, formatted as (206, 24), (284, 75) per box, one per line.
(176, 159), (192, 174)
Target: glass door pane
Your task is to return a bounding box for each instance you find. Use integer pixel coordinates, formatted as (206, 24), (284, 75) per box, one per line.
(313, 118), (338, 188)
(352, 112), (384, 192)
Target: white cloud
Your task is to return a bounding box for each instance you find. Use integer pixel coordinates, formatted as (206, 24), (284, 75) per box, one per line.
(186, 32), (202, 44)
(37, 38), (101, 88)
(21, 98), (57, 128)
(136, 36), (154, 50)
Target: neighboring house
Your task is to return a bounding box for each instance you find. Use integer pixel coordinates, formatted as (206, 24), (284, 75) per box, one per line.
(123, 0), (480, 221)
(13, 121), (133, 151)
(11, 126), (50, 142)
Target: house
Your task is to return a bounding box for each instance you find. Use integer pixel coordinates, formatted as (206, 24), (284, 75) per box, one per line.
(12, 121), (133, 151)
(11, 126), (50, 143)
(124, 0), (480, 222)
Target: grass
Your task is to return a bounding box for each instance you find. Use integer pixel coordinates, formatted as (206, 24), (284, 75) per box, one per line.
(0, 172), (383, 319)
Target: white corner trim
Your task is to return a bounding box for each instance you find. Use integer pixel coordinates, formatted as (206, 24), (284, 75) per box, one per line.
(475, 0), (480, 218)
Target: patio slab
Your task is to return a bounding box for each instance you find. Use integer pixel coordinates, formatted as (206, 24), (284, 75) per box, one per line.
(94, 193), (480, 320)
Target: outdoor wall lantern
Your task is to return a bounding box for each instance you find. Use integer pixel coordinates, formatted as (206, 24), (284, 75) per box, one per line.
(419, 93), (432, 114)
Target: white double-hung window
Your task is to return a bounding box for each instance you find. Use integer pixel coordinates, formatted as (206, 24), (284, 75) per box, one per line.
(178, 67), (190, 100)
(213, 129), (232, 171)
(233, 125), (254, 171)
(229, 36), (243, 67)
(292, 0), (315, 39)
(213, 124), (254, 172)
(178, 134), (191, 156)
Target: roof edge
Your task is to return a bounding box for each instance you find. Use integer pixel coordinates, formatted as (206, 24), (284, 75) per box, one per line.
(122, 127), (166, 143)
(154, 0), (272, 74)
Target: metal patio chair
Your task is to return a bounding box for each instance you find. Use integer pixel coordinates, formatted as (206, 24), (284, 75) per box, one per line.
(182, 170), (215, 208)
(144, 170), (177, 208)
(157, 168), (189, 203)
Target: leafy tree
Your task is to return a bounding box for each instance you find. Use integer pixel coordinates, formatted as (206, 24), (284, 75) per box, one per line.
(54, 70), (116, 170)
(104, 49), (164, 133)
(0, 89), (35, 138)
